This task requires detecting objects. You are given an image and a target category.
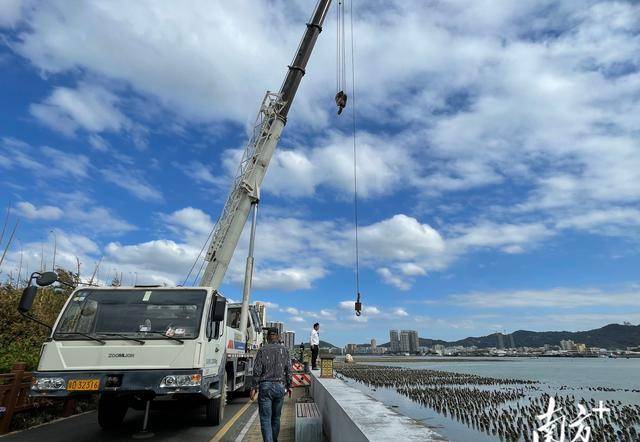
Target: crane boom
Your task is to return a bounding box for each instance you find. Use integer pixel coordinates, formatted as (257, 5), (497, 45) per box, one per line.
(199, 0), (332, 289)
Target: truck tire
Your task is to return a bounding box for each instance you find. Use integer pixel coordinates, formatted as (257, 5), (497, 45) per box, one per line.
(98, 395), (128, 429)
(205, 374), (226, 426)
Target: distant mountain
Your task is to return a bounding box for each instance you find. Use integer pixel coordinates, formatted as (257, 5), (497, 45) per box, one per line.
(379, 323), (640, 350)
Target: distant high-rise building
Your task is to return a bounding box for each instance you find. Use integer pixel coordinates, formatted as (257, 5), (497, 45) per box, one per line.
(389, 330), (400, 353)
(254, 302), (267, 327)
(508, 333), (516, 349)
(560, 340), (576, 351)
(433, 344), (445, 355)
(409, 330), (418, 353)
(496, 332), (505, 349)
(575, 343), (587, 354)
(400, 330), (419, 353)
(267, 321), (284, 337)
(371, 339), (377, 352)
(282, 331), (295, 351)
(345, 343), (358, 355)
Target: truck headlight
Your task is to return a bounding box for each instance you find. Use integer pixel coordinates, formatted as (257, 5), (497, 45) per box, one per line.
(159, 374), (202, 388)
(32, 377), (66, 390)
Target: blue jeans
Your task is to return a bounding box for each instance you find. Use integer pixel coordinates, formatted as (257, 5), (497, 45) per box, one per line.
(258, 381), (286, 442)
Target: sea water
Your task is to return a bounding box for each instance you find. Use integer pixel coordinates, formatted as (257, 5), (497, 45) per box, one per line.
(343, 357), (640, 441)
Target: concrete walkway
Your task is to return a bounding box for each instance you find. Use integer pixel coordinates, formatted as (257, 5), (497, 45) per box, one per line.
(238, 387), (307, 442)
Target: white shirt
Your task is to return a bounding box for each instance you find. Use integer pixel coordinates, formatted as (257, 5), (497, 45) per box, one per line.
(310, 329), (320, 346)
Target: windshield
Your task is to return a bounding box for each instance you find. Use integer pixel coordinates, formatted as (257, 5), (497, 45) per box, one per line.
(54, 289), (207, 340)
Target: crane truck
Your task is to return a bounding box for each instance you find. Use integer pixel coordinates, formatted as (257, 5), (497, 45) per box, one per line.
(17, 0), (332, 430)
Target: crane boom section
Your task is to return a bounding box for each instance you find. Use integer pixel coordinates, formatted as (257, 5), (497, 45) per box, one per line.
(199, 0), (332, 288)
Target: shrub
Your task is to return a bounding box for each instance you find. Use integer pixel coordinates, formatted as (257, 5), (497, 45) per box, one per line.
(0, 281), (71, 373)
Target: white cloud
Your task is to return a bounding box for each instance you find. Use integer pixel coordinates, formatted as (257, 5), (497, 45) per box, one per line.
(450, 287), (640, 309)
(358, 214), (445, 261)
(256, 301), (279, 309)
(391, 308), (409, 317)
(555, 207), (640, 234)
(161, 206), (213, 239)
(0, 0), (25, 27)
(261, 132), (417, 199)
(0, 138), (91, 180)
(9, 0), (640, 236)
(449, 222), (553, 254)
(176, 160), (224, 187)
(14, 201), (63, 220)
(13, 1), (319, 124)
(284, 307), (299, 315)
(88, 134), (110, 152)
(102, 167), (163, 202)
(377, 267), (411, 291)
(30, 83), (129, 136)
(57, 192), (135, 235)
(249, 266), (326, 291)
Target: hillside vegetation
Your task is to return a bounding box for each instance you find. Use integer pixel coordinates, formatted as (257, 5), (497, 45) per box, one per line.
(0, 270), (76, 373)
(379, 323), (640, 349)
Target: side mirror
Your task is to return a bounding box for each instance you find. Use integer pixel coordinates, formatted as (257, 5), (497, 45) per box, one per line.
(18, 285), (38, 313)
(36, 271), (58, 287)
(210, 295), (226, 322)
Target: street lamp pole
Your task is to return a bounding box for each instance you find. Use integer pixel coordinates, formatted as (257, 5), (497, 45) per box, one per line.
(50, 230), (57, 270)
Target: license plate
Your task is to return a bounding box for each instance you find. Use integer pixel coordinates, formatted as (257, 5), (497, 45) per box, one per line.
(67, 379), (100, 391)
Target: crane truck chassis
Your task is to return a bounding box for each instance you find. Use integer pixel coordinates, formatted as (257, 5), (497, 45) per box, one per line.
(22, 284), (264, 427)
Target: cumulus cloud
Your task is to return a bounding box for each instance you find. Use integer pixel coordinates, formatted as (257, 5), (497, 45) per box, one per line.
(450, 287), (640, 309)
(14, 201), (63, 220)
(3, 1), (640, 340)
(13, 1), (324, 124)
(263, 132), (417, 199)
(30, 83), (129, 136)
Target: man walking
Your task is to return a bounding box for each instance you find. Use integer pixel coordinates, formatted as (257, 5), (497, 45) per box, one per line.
(310, 322), (320, 370)
(251, 329), (292, 442)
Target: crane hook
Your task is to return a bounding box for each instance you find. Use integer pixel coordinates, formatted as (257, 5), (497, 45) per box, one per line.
(354, 292), (362, 316)
(335, 90), (348, 115)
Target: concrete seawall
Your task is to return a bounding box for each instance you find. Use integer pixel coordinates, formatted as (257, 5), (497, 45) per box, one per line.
(310, 371), (445, 441)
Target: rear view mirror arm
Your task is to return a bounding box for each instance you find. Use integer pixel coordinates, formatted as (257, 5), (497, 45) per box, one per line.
(19, 311), (52, 332)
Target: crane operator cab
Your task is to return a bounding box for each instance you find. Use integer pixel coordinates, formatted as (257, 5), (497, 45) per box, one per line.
(226, 303), (264, 350)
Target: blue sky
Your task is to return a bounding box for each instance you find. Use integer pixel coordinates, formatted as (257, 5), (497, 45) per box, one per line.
(1, 0), (639, 346)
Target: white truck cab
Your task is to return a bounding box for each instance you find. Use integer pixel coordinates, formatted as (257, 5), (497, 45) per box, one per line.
(26, 285), (256, 428)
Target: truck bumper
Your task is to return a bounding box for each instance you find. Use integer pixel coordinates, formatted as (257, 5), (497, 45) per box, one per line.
(30, 369), (223, 400)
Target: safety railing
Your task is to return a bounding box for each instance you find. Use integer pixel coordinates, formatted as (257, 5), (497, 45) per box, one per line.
(0, 363), (75, 434)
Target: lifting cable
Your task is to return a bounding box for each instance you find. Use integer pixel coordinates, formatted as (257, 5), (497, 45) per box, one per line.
(182, 227), (214, 286)
(335, 1), (347, 115)
(337, 0), (362, 316)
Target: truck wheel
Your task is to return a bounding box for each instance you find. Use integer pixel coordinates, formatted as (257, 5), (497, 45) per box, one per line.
(205, 374), (226, 426)
(98, 395), (128, 429)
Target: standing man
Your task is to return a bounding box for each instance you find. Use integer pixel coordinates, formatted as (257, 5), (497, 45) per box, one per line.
(310, 322), (320, 370)
(251, 329), (292, 442)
